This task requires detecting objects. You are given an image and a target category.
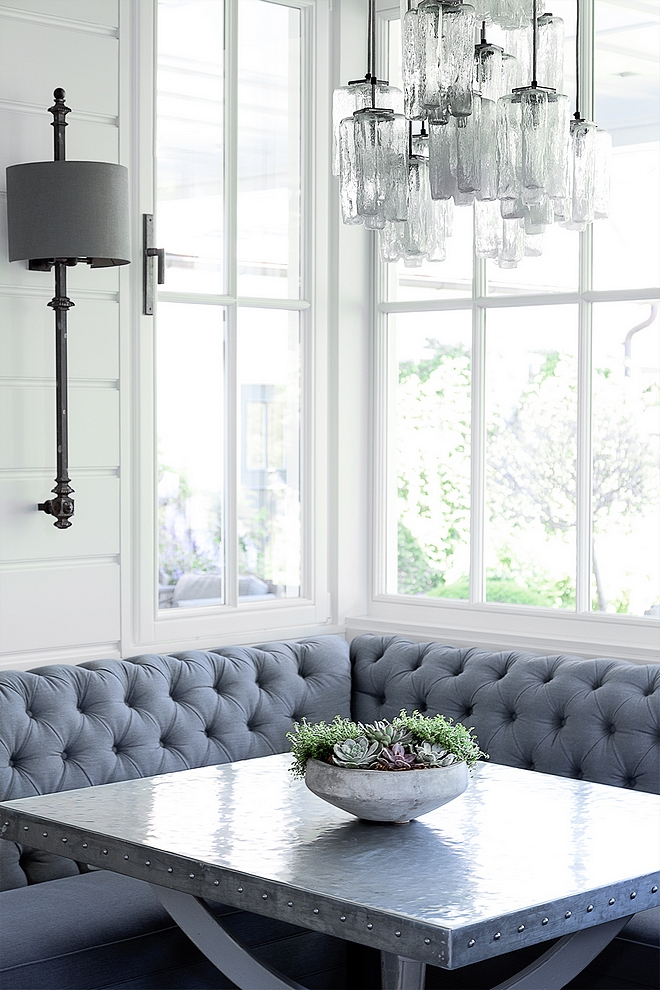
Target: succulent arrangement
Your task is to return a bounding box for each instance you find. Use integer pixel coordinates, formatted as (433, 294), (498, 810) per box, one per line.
(287, 710), (484, 779)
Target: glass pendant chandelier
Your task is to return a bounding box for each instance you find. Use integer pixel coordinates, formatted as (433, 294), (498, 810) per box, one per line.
(333, 0), (610, 267)
(336, 0), (408, 229)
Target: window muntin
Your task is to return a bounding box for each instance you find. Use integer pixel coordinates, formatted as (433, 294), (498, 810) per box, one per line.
(379, 1), (659, 627)
(155, 0), (306, 613)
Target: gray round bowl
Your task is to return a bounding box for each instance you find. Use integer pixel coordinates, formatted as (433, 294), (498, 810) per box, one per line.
(305, 759), (469, 823)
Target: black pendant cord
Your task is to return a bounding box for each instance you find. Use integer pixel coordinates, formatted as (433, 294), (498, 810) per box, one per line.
(531, 0), (538, 87)
(575, 0), (580, 115)
(368, 0), (377, 106)
(37, 88), (75, 529)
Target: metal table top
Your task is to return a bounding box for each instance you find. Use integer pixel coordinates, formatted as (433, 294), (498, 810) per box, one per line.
(1, 755), (658, 969)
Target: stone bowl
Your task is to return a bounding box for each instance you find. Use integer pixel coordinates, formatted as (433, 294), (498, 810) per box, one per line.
(305, 759), (469, 823)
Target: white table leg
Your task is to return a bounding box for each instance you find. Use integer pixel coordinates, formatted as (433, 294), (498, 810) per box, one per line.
(381, 951), (427, 990)
(150, 884), (306, 990)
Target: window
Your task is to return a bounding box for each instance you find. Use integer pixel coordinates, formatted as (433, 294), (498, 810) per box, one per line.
(131, 0), (330, 648)
(375, 1), (659, 649)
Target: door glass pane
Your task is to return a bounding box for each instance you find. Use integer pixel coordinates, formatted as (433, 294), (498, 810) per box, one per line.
(591, 301), (660, 617)
(237, 310), (301, 599)
(485, 307), (578, 608)
(393, 312), (472, 597)
(158, 303), (225, 609)
(237, 1), (301, 300)
(593, 1), (660, 291)
(157, 0), (224, 295)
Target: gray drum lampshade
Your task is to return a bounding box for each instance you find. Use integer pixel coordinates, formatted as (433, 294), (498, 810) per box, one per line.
(6, 160), (130, 267)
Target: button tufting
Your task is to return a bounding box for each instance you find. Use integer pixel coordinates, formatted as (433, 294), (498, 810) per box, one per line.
(111, 746), (117, 754)
(61, 751), (68, 760)
(26, 710), (32, 718)
(7, 759), (13, 767)
(509, 712), (517, 722)
(608, 724), (616, 735)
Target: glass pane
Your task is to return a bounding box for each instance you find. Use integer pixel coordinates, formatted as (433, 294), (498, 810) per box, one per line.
(591, 301), (660, 617)
(157, 0), (224, 295)
(593, 1), (660, 291)
(238, 309), (301, 598)
(393, 312), (472, 597)
(158, 303), (225, 609)
(485, 307), (578, 608)
(237, 1), (301, 299)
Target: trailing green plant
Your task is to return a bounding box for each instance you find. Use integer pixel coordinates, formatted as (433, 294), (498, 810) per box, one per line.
(287, 711), (485, 779)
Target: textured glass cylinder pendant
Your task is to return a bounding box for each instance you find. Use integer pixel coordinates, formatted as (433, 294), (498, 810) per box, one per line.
(523, 194), (553, 233)
(474, 44), (504, 102)
(501, 52), (521, 94)
(456, 114), (479, 193)
(594, 128), (612, 219)
(404, 158), (428, 260)
(429, 119), (457, 199)
(569, 118), (597, 224)
(500, 195), (524, 218)
(475, 198), (502, 258)
(442, 2), (476, 118)
(478, 96), (498, 200)
(524, 231), (544, 256)
(502, 24), (532, 87)
(355, 112), (382, 218)
(380, 220), (406, 262)
(403, 7), (425, 120)
(498, 217), (524, 267)
(497, 94), (522, 201)
(520, 88), (548, 204)
(492, 0), (535, 31)
(352, 110), (408, 225)
(544, 93), (570, 199)
(338, 116), (362, 224)
(537, 13), (564, 91)
(419, 1), (443, 111)
(332, 82), (404, 175)
(427, 196), (451, 260)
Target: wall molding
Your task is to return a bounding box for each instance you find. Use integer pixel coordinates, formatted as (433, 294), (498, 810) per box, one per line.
(0, 641), (121, 672)
(0, 554), (119, 572)
(0, 4), (118, 38)
(0, 466), (119, 480)
(0, 283), (119, 301)
(0, 98), (118, 127)
(0, 377), (119, 389)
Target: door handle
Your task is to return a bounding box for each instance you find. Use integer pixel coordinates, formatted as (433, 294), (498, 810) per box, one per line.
(143, 214), (165, 315)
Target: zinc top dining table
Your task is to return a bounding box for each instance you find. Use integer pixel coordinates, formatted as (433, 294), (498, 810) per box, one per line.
(1, 754), (658, 990)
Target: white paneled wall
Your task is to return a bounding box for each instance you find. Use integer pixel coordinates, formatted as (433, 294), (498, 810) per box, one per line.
(0, 0), (122, 669)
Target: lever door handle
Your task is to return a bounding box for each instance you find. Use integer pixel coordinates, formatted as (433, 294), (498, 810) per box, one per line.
(146, 247), (165, 284)
(143, 214), (165, 315)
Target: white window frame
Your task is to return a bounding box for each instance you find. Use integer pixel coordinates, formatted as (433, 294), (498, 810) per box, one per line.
(121, 0), (335, 655)
(359, 0), (660, 663)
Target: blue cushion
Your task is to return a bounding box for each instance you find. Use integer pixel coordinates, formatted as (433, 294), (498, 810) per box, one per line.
(0, 869), (346, 990)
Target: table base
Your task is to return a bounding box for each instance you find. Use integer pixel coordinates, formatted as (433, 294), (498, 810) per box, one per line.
(151, 884), (631, 990)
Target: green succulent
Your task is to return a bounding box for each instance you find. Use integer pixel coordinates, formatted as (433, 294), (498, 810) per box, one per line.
(414, 741), (456, 767)
(362, 720), (413, 748)
(332, 736), (381, 769)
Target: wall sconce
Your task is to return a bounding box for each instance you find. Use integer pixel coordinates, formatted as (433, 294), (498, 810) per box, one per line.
(5, 88), (130, 529)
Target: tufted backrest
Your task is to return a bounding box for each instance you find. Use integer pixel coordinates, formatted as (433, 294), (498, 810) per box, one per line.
(350, 635), (660, 794)
(0, 637), (351, 890)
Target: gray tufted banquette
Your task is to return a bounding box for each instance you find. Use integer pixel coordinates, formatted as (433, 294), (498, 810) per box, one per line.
(350, 635), (660, 793)
(1, 632), (658, 990)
